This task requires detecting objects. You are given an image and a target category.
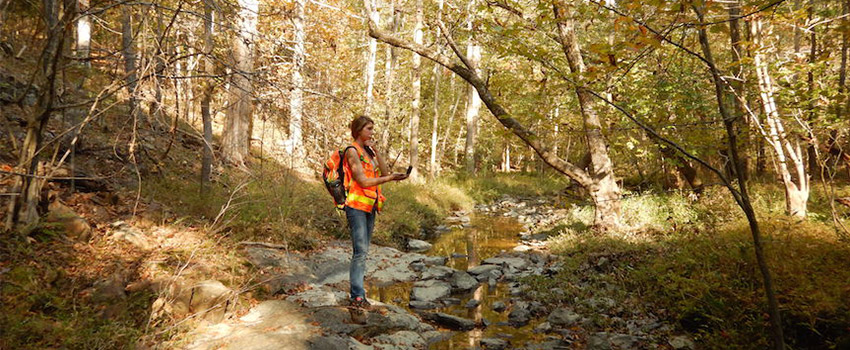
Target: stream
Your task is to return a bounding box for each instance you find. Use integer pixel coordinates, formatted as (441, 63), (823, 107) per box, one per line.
(368, 214), (546, 349)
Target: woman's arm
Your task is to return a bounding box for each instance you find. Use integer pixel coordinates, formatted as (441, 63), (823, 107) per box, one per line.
(346, 148), (402, 188)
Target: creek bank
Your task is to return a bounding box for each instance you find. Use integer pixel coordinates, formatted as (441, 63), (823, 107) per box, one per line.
(187, 194), (693, 349)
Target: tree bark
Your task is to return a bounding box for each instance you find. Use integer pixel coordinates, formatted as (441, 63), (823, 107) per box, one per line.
(727, 0), (750, 182)
(752, 18), (809, 218)
(429, 0), (444, 177)
(200, 0), (215, 192)
(408, 0), (422, 180)
(120, 5), (144, 128)
(288, 0), (306, 162)
(221, 0), (258, 166)
(463, 42), (481, 174)
(693, 6), (785, 348)
(380, 3), (400, 152)
(5, 0), (66, 231)
(364, 0), (379, 116)
(553, 2), (621, 230)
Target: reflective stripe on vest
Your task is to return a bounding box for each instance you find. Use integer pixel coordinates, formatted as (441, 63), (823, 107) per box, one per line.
(344, 143), (386, 213)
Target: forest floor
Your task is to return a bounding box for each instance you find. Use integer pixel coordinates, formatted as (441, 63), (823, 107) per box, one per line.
(2, 67), (850, 349)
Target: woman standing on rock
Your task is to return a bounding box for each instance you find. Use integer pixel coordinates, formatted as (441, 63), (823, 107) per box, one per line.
(344, 115), (408, 308)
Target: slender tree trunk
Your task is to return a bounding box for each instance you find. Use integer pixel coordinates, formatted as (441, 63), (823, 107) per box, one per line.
(727, 0), (750, 182)
(692, 6), (785, 348)
(805, 0), (819, 176)
(75, 0), (90, 70)
(200, 0), (215, 192)
(438, 76), (459, 164)
(408, 0), (422, 180)
(380, 3), (399, 153)
(554, 2), (621, 231)
(364, 0), (379, 116)
(429, 0), (444, 177)
(288, 0), (306, 162)
(752, 18), (809, 218)
(120, 4), (145, 130)
(221, 0), (258, 165)
(840, 0), (849, 120)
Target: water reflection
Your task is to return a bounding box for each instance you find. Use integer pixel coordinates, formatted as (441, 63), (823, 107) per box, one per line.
(368, 215), (545, 349)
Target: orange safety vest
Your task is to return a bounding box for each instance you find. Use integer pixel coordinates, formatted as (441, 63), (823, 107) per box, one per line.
(343, 143), (386, 213)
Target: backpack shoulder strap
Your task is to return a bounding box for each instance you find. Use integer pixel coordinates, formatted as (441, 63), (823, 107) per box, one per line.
(339, 145), (357, 177)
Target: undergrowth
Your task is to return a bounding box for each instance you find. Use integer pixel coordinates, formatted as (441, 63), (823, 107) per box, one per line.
(529, 188), (850, 349)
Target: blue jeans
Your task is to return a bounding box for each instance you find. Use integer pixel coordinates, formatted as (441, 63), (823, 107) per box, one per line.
(345, 206), (375, 299)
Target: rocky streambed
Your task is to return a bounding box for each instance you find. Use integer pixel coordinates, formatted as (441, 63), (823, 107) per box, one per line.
(186, 195), (695, 350)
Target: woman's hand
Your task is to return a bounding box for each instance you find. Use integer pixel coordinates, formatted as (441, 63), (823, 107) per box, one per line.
(390, 173), (408, 181)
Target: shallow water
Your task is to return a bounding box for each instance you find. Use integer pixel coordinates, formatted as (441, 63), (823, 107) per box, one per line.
(367, 215), (545, 349)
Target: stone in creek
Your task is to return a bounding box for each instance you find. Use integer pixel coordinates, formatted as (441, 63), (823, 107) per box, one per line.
(492, 301), (507, 312)
(420, 266), (454, 280)
(408, 300), (440, 309)
(533, 322), (552, 333)
(449, 270), (479, 291)
(508, 301), (532, 327)
(468, 264), (501, 275)
(451, 253), (469, 259)
(513, 245), (533, 252)
(547, 308), (582, 327)
(484, 256), (530, 270)
(410, 280), (451, 302)
(479, 338), (510, 350)
(421, 256), (448, 266)
(371, 330), (427, 349)
(465, 299), (480, 308)
(441, 297), (462, 305)
(421, 312), (475, 331)
(407, 239), (432, 252)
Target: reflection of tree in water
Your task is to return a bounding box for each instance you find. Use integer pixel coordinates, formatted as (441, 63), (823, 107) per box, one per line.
(466, 229), (484, 347)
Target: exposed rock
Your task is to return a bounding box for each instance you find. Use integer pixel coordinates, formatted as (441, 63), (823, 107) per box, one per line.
(587, 332), (640, 350)
(410, 280), (451, 302)
(287, 286), (343, 308)
(533, 322), (552, 333)
(421, 256), (448, 266)
(492, 301), (507, 312)
(465, 299), (480, 308)
(372, 330), (426, 349)
(188, 300), (315, 350)
(421, 312), (475, 331)
(449, 270), (479, 291)
(467, 264), (500, 276)
(45, 201), (92, 241)
(110, 223), (152, 250)
(309, 335), (370, 350)
(479, 338), (510, 350)
(420, 265), (454, 280)
(547, 308), (581, 327)
(669, 335), (695, 350)
(407, 239), (432, 252)
(408, 300), (439, 309)
(508, 302), (532, 327)
(482, 257), (529, 271)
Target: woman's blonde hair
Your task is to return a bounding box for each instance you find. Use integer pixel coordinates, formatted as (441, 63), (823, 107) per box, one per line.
(349, 115), (374, 139)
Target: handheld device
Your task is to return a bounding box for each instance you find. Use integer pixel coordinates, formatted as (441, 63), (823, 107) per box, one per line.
(405, 166), (413, 176)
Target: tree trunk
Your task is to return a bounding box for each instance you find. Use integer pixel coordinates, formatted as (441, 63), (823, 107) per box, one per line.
(5, 0), (66, 231)
(805, 0), (819, 177)
(554, 2), (621, 231)
(463, 43), (481, 174)
(288, 0), (306, 162)
(438, 76), (459, 165)
(409, 0), (422, 180)
(693, 6), (785, 348)
(380, 3), (400, 152)
(120, 5), (144, 128)
(727, 0), (750, 182)
(840, 0), (849, 120)
(429, 0), (444, 177)
(221, 0), (258, 166)
(364, 0), (379, 116)
(75, 0), (90, 69)
(752, 18), (809, 218)
(200, 0), (214, 193)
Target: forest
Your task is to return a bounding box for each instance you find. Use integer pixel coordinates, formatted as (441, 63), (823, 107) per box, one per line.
(1, 0), (850, 348)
